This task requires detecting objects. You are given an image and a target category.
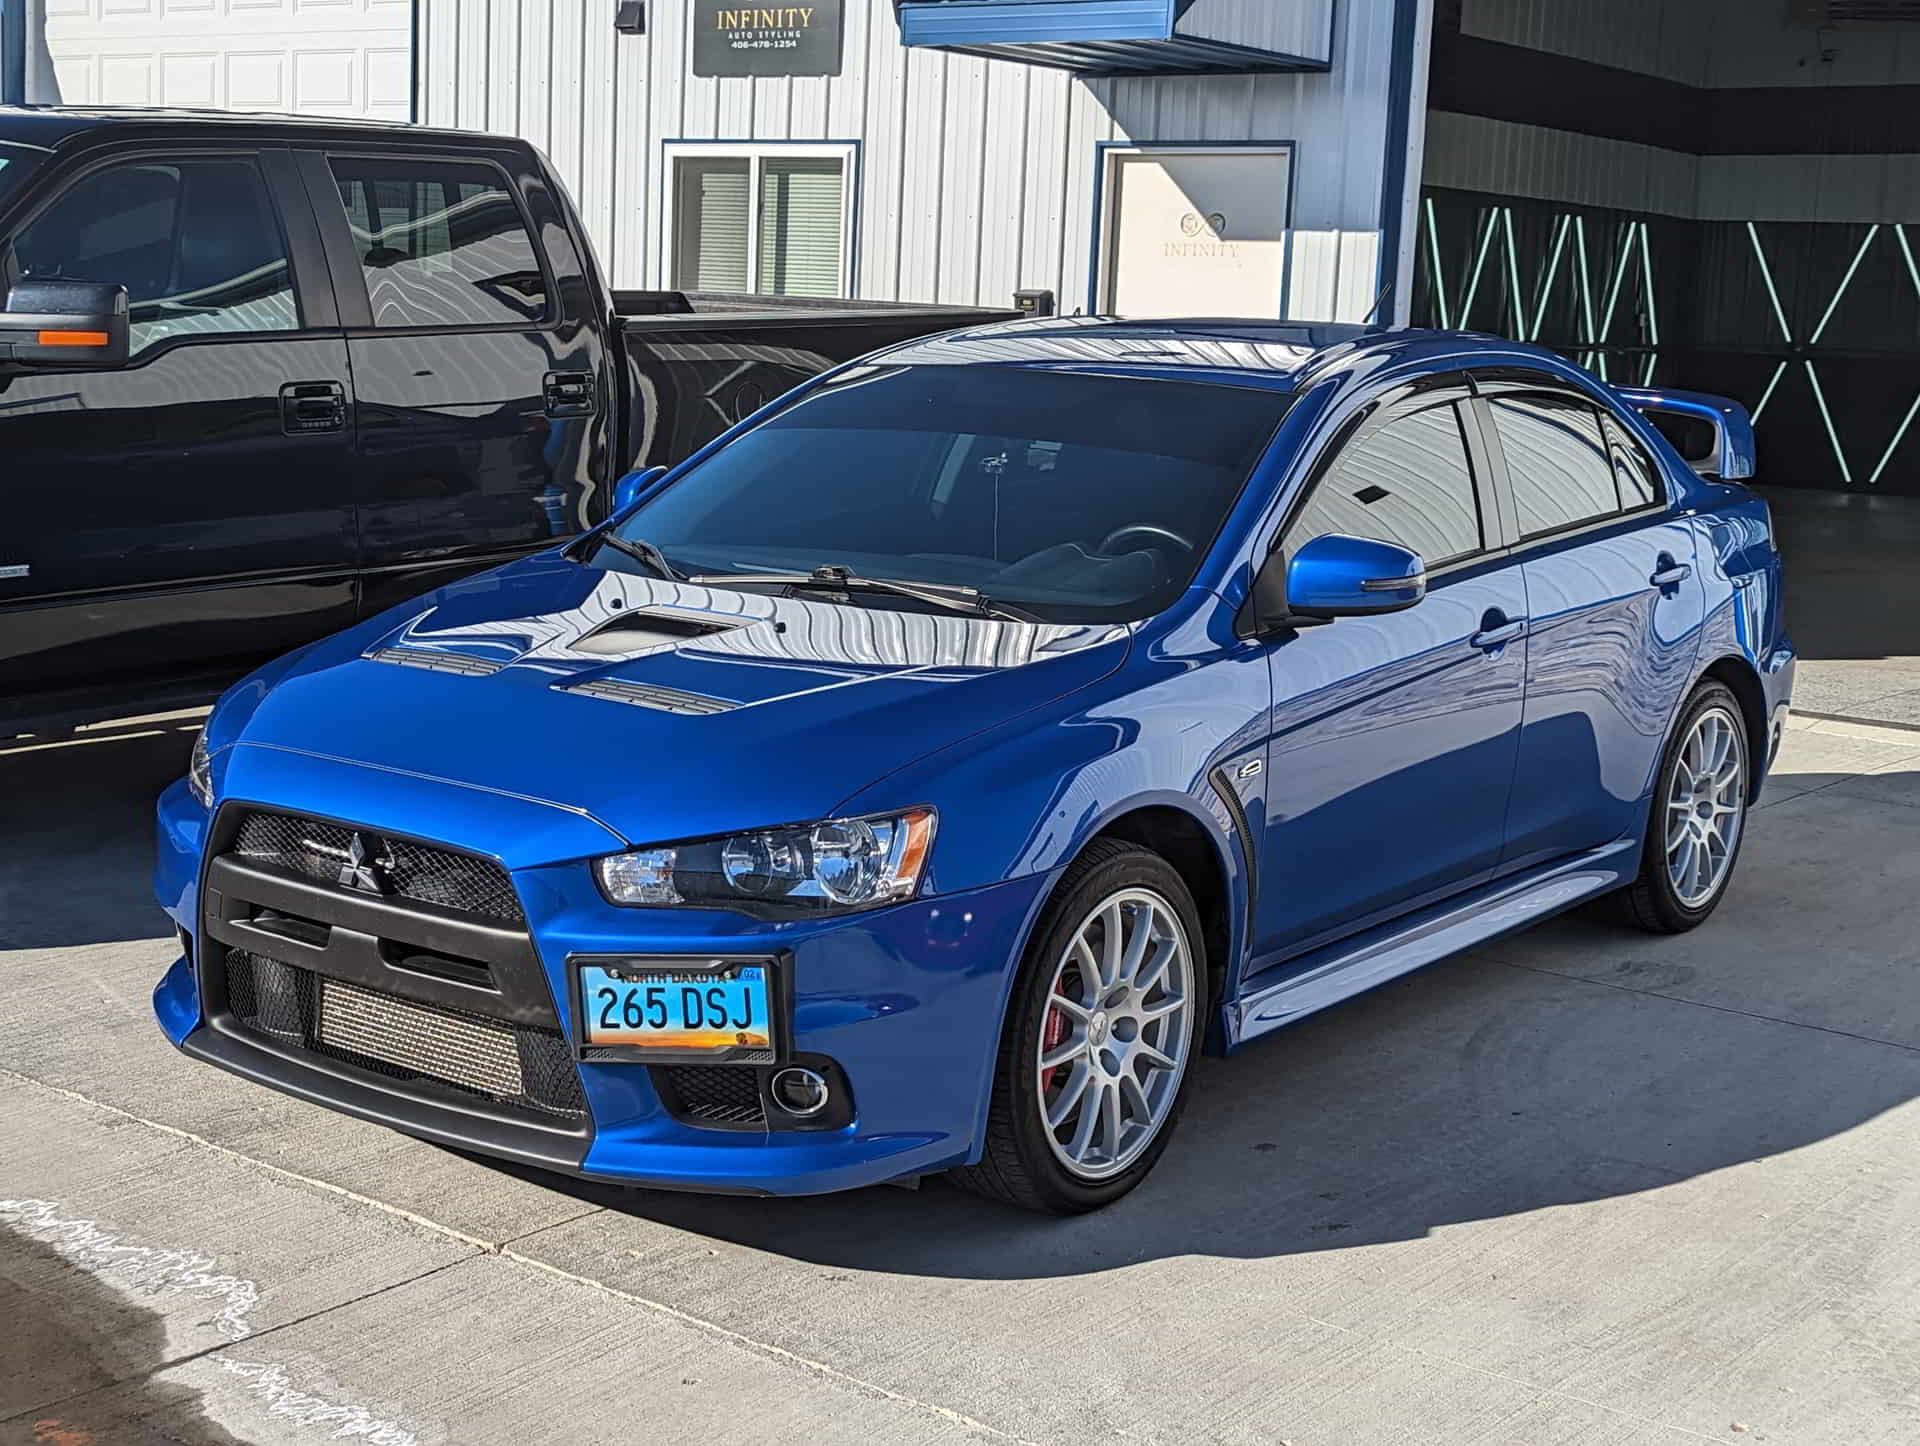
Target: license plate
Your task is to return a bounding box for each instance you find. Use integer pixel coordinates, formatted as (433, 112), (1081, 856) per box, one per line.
(577, 961), (774, 1057)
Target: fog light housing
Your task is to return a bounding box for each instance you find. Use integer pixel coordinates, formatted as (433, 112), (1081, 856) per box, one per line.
(769, 1066), (830, 1118)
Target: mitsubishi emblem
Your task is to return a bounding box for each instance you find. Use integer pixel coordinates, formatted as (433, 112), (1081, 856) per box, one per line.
(338, 831), (393, 894)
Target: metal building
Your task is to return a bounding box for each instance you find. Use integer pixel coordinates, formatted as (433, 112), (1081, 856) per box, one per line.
(415, 0), (1427, 324)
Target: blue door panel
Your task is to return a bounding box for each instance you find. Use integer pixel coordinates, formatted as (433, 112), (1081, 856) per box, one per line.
(1502, 518), (1705, 872)
(1254, 564), (1528, 966)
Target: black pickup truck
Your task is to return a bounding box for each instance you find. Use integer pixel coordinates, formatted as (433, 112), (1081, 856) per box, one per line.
(0, 107), (1007, 736)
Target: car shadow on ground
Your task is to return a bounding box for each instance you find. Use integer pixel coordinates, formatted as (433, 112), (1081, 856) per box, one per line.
(492, 855), (1920, 1279)
(0, 717), (198, 951)
(16, 721), (1917, 1283)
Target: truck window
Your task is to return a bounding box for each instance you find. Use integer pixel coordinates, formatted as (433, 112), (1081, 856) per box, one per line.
(8, 156), (298, 354)
(327, 156), (549, 329)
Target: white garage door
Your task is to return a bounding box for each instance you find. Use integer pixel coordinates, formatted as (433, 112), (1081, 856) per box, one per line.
(41, 0), (412, 121)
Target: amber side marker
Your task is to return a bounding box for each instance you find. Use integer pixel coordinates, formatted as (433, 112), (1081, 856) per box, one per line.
(38, 330), (110, 347)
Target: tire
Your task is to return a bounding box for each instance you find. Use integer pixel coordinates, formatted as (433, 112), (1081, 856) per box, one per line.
(1617, 680), (1752, 934)
(950, 838), (1208, 1213)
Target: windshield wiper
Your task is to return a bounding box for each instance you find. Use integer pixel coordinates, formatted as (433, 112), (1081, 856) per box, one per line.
(592, 532), (686, 581)
(691, 565), (1038, 624)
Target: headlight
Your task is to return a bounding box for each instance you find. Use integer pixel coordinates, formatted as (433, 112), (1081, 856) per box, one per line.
(187, 725), (214, 808)
(596, 808), (936, 916)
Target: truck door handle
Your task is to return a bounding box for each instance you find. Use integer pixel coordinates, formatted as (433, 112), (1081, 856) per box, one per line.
(1470, 616), (1527, 652)
(1650, 555), (1693, 591)
(543, 371), (597, 418)
(280, 380), (347, 435)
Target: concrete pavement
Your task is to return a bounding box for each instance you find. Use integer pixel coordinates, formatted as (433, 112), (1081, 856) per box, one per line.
(4, 712), (1920, 1444)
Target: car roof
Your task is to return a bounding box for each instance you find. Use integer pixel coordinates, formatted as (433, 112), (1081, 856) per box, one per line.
(877, 317), (1581, 395)
(0, 105), (498, 149)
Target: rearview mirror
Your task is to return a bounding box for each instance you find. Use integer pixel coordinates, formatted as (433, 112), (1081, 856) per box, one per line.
(1244, 533), (1426, 634)
(611, 465), (668, 516)
(0, 281), (130, 370)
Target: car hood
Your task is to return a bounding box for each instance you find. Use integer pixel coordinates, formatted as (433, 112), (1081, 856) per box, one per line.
(232, 555), (1130, 851)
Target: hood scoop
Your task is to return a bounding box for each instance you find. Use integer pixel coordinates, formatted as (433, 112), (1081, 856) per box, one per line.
(569, 608), (753, 658)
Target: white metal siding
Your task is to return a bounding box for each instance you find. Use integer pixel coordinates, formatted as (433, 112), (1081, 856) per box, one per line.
(1177, 0), (1335, 64)
(34, 0), (411, 118)
(418, 0), (1404, 322)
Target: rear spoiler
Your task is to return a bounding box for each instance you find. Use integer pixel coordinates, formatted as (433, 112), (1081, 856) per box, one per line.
(1613, 386), (1756, 481)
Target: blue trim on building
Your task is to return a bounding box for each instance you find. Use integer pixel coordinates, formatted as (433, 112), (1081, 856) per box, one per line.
(899, 0), (1331, 74)
(1374, 0), (1423, 323)
(2, 0), (27, 108)
(1085, 139), (1299, 317)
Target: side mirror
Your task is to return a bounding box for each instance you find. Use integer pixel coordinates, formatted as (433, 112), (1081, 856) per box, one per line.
(611, 465), (668, 516)
(0, 281), (131, 370)
(1245, 533), (1426, 634)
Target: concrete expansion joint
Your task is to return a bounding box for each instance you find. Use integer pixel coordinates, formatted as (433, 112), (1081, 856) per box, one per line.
(0, 1064), (1037, 1445)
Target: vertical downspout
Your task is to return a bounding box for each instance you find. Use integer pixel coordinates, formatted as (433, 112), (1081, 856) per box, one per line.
(1375, 0), (1436, 326)
(2, 0), (27, 108)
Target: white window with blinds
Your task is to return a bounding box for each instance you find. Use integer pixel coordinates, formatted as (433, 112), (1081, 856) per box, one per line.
(667, 144), (855, 300)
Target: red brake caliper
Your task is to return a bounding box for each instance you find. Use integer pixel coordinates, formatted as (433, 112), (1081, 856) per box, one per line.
(1041, 993), (1071, 1093)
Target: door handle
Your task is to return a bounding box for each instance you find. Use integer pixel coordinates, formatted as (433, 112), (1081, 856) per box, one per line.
(543, 370), (597, 418)
(280, 380), (347, 435)
(1649, 555), (1693, 591)
(1470, 617), (1527, 651)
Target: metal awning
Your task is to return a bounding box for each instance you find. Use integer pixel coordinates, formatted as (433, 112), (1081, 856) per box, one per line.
(895, 0), (1334, 76)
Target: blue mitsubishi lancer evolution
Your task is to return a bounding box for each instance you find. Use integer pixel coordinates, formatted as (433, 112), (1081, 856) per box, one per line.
(155, 320), (1792, 1213)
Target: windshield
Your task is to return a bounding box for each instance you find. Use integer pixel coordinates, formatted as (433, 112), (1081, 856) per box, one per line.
(0, 145), (44, 209)
(609, 365), (1292, 623)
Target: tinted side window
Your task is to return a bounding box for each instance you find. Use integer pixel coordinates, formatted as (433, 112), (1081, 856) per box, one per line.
(328, 156), (548, 328)
(1490, 395), (1619, 538)
(1287, 402), (1484, 566)
(11, 157), (298, 354)
(1604, 416), (1662, 509)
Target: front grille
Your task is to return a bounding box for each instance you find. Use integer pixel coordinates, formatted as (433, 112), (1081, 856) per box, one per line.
(653, 1064), (766, 1128)
(222, 950), (585, 1120)
(232, 811), (525, 924)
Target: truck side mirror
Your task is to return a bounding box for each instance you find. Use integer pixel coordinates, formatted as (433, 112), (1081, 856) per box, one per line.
(0, 281), (131, 370)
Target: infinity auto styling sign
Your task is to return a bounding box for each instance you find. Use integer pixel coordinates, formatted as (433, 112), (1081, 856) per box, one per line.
(693, 2), (844, 77)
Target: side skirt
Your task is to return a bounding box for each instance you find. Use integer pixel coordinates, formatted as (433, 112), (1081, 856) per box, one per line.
(1225, 837), (1641, 1048)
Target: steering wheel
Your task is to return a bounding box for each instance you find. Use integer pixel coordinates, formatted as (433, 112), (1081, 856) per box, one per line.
(1098, 524), (1196, 558)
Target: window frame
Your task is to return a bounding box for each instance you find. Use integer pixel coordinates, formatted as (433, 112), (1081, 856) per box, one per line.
(1471, 369), (1675, 554)
(303, 147), (559, 336)
(1602, 412), (1669, 515)
(661, 140), (859, 299)
(0, 140), (334, 364)
(1273, 372), (1504, 586)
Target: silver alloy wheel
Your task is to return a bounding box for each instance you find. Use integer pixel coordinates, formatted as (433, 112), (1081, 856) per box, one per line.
(1665, 704), (1747, 909)
(1035, 887), (1196, 1181)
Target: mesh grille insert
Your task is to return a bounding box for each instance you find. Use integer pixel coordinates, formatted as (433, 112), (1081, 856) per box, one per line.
(221, 951), (585, 1121)
(654, 1065), (766, 1128)
(231, 811), (525, 923)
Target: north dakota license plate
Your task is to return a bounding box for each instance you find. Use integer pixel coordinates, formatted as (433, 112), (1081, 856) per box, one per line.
(577, 961), (774, 1057)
